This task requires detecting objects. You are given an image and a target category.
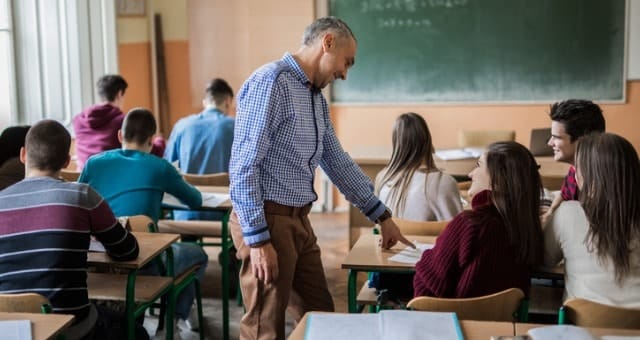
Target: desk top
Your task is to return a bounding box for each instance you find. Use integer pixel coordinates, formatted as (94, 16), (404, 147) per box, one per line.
(515, 323), (640, 337)
(88, 232), (179, 269)
(0, 312), (75, 340)
(287, 312), (515, 340)
(350, 147), (569, 178)
(342, 234), (436, 272)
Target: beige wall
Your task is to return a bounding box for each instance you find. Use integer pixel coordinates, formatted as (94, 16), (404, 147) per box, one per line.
(116, 0), (199, 134)
(187, 0), (315, 108)
(333, 81), (640, 153)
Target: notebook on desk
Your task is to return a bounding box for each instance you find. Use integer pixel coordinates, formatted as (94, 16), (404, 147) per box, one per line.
(304, 311), (462, 340)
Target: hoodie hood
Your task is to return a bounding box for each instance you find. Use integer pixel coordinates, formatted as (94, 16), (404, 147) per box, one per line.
(78, 103), (123, 129)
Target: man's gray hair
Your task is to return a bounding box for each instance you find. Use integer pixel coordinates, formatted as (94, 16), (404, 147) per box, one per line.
(302, 16), (356, 46)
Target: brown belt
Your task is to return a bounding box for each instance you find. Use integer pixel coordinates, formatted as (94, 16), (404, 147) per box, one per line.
(264, 200), (312, 217)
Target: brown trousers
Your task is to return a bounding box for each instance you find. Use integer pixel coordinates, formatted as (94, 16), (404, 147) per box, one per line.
(230, 202), (335, 340)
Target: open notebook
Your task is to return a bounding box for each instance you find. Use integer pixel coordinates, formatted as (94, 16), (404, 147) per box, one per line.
(304, 311), (462, 340)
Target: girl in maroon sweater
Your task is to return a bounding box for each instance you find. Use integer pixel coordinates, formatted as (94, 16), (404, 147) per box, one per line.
(414, 141), (544, 298)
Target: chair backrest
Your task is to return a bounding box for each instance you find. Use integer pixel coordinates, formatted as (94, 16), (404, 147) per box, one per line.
(529, 128), (553, 156)
(125, 215), (156, 232)
(59, 169), (80, 182)
(560, 298), (640, 330)
(458, 130), (516, 148)
(0, 293), (50, 313)
(406, 288), (525, 322)
(182, 172), (229, 186)
(394, 218), (449, 237)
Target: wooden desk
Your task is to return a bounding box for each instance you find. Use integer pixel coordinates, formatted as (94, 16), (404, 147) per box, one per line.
(515, 323), (640, 337)
(161, 185), (233, 340)
(349, 148), (570, 247)
(342, 234), (436, 313)
(88, 232), (178, 340)
(288, 312), (515, 340)
(0, 312), (74, 340)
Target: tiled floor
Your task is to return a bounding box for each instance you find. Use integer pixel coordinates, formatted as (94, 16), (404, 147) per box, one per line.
(144, 211), (351, 339)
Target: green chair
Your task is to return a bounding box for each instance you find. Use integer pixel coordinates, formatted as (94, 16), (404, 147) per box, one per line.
(128, 215), (205, 340)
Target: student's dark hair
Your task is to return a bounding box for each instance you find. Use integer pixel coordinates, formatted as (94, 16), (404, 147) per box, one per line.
(549, 99), (605, 142)
(0, 125), (31, 166)
(485, 141), (543, 266)
(97, 74), (128, 102)
(576, 132), (640, 285)
(122, 108), (156, 145)
(205, 78), (234, 106)
(302, 16), (356, 46)
(376, 112), (438, 213)
(25, 120), (70, 171)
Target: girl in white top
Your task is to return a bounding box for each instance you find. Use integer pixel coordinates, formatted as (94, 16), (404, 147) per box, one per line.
(544, 133), (640, 308)
(375, 112), (462, 221)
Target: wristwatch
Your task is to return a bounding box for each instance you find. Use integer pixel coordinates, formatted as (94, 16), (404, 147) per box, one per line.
(375, 208), (392, 224)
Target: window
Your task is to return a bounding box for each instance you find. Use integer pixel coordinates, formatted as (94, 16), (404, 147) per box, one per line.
(0, 0), (16, 127)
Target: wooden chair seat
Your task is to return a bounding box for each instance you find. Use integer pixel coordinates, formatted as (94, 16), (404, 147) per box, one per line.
(157, 219), (223, 238)
(87, 273), (172, 303)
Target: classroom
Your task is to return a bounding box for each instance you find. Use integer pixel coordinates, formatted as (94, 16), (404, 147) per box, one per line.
(1, 0), (640, 339)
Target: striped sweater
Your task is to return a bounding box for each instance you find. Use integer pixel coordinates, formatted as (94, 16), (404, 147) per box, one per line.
(413, 190), (531, 298)
(0, 176), (138, 322)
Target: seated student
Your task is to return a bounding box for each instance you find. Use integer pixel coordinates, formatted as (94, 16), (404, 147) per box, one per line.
(544, 133), (640, 307)
(73, 75), (164, 171)
(78, 108), (208, 334)
(0, 120), (145, 340)
(414, 141), (544, 298)
(542, 99), (605, 224)
(375, 112), (461, 221)
(0, 125), (30, 190)
(164, 78), (235, 221)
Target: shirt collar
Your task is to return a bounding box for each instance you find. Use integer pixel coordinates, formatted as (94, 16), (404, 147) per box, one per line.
(282, 53), (313, 89)
(200, 107), (224, 117)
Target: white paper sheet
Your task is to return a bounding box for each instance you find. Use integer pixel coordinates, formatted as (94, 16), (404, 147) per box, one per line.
(379, 310), (462, 340)
(388, 241), (434, 264)
(89, 239), (106, 252)
(304, 313), (379, 340)
(0, 320), (32, 340)
(435, 148), (484, 161)
(528, 325), (597, 340)
(163, 192), (230, 209)
(303, 311), (462, 340)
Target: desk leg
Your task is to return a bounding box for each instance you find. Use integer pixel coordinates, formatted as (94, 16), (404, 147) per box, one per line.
(126, 270), (138, 340)
(347, 269), (358, 313)
(221, 213), (230, 340)
(165, 247), (175, 340)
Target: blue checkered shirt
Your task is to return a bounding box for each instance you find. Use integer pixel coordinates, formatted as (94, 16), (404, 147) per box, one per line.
(230, 53), (387, 245)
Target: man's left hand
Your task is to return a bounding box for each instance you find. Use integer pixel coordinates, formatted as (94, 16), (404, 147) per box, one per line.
(379, 218), (415, 249)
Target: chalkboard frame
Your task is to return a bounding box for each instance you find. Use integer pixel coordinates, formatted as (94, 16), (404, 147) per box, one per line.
(327, 0), (629, 105)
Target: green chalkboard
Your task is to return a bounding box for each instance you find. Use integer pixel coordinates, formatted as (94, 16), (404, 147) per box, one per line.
(330, 0), (626, 103)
